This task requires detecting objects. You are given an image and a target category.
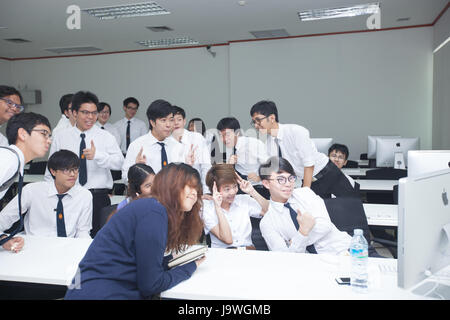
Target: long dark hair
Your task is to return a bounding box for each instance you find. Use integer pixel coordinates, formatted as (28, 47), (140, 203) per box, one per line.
(151, 163), (204, 253)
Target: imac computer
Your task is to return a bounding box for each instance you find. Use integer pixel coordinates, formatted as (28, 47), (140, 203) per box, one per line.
(397, 169), (450, 298)
(367, 135), (401, 159)
(407, 150), (450, 178)
(375, 137), (420, 169)
(311, 138), (333, 155)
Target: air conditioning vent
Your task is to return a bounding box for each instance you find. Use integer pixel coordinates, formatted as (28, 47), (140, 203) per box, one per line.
(249, 29), (290, 39)
(44, 46), (102, 54)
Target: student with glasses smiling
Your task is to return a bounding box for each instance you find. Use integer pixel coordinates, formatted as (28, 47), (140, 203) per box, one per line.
(258, 156), (351, 255)
(0, 112), (52, 252)
(45, 91), (124, 237)
(0, 85), (24, 147)
(113, 97), (148, 155)
(250, 100), (358, 199)
(0, 150), (92, 240)
(328, 143), (356, 189)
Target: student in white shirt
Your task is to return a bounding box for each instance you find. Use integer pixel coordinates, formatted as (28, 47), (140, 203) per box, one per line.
(0, 86), (24, 147)
(216, 117), (270, 199)
(328, 143), (356, 188)
(46, 91), (124, 237)
(0, 112), (52, 252)
(172, 106), (212, 192)
(202, 164), (269, 249)
(250, 100), (358, 199)
(113, 97), (148, 155)
(258, 156), (351, 255)
(96, 102), (121, 146)
(53, 93), (75, 135)
(122, 99), (190, 180)
(0, 150), (92, 238)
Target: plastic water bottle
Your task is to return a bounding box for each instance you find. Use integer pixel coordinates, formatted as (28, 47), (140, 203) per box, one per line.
(350, 229), (369, 293)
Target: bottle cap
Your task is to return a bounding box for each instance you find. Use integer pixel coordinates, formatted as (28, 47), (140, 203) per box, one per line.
(354, 229), (363, 235)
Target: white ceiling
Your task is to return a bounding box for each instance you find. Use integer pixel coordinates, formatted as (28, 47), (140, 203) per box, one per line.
(0, 0), (448, 59)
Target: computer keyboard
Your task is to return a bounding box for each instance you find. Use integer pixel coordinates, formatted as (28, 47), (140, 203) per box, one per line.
(412, 281), (450, 300)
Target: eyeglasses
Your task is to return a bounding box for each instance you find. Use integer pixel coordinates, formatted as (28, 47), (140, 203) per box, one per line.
(329, 154), (346, 161)
(126, 106), (138, 111)
(31, 129), (52, 139)
(250, 116), (268, 127)
(78, 110), (98, 117)
(61, 168), (79, 175)
(0, 98), (24, 112)
(267, 175), (297, 185)
(99, 110), (110, 115)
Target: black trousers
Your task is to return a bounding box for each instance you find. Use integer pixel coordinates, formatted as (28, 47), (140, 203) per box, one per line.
(89, 189), (111, 238)
(310, 160), (359, 199)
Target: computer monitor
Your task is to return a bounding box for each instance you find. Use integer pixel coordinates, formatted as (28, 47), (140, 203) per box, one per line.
(397, 169), (450, 297)
(375, 137), (420, 169)
(311, 138), (333, 155)
(367, 135), (401, 159)
(408, 150), (450, 178)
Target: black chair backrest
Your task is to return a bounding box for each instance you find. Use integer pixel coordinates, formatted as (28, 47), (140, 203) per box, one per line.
(250, 217), (269, 251)
(98, 204), (118, 230)
(360, 153), (368, 160)
(29, 161), (48, 174)
(366, 168), (407, 180)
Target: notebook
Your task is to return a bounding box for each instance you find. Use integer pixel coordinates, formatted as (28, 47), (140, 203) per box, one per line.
(168, 245), (208, 268)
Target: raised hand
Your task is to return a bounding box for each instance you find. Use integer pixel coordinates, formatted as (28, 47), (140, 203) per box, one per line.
(296, 208), (316, 236)
(186, 144), (197, 166)
(83, 140), (96, 160)
(136, 147), (147, 164)
(235, 172), (254, 195)
(212, 181), (223, 207)
(227, 154), (238, 165)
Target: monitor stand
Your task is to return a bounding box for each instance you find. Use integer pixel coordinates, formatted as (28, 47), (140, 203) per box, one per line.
(394, 152), (406, 169)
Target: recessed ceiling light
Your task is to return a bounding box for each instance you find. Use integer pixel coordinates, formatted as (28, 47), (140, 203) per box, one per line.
(82, 2), (170, 20)
(136, 37), (199, 48)
(298, 2), (380, 21)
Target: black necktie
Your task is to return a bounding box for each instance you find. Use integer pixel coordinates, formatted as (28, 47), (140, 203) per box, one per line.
(284, 202), (317, 254)
(55, 194), (67, 237)
(157, 142), (168, 169)
(275, 138), (283, 158)
(79, 133), (87, 185)
(126, 120), (131, 151)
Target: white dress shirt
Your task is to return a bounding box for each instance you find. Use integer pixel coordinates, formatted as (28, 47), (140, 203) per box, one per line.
(0, 145), (24, 200)
(0, 128), (8, 147)
(178, 129), (212, 193)
(267, 124), (329, 179)
(122, 132), (185, 180)
(260, 187), (351, 254)
(45, 125), (124, 189)
(96, 121), (121, 146)
(53, 115), (72, 135)
(0, 181), (92, 238)
(202, 195), (263, 248)
(113, 117), (148, 154)
(233, 136), (269, 185)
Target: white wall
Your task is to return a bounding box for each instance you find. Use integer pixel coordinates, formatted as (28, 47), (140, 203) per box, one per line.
(0, 59), (12, 85)
(10, 45), (230, 131)
(8, 27), (434, 160)
(432, 7), (450, 149)
(229, 27), (434, 159)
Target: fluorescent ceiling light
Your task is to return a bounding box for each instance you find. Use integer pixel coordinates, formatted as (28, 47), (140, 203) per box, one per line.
(298, 2), (380, 21)
(83, 2), (170, 20)
(433, 36), (450, 54)
(137, 37), (199, 48)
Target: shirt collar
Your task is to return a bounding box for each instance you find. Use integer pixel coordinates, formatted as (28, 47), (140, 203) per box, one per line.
(275, 123), (285, 141)
(47, 181), (77, 198)
(8, 145), (25, 174)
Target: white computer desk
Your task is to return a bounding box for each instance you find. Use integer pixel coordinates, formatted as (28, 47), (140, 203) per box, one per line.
(356, 179), (398, 191)
(0, 235), (92, 286)
(161, 248), (421, 300)
(0, 235), (430, 300)
(342, 168), (375, 178)
(363, 203), (398, 227)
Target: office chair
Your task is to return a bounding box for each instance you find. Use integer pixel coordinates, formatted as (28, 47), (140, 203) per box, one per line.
(250, 217), (269, 251)
(98, 204), (118, 231)
(360, 153), (368, 160)
(323, 197), (384, 258)
(364, 168), (406, 204)
(28, 161), (48, 174)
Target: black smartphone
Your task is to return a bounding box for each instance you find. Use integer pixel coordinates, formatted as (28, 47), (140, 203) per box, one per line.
(335, 277), (351, 285)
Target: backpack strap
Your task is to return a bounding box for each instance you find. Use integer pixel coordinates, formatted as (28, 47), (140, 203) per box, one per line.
(0, 146), (20, 192)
